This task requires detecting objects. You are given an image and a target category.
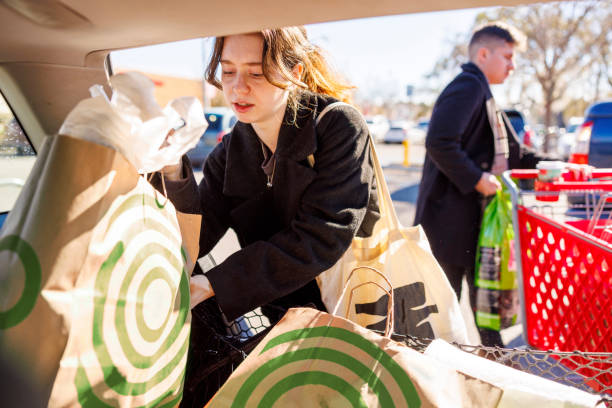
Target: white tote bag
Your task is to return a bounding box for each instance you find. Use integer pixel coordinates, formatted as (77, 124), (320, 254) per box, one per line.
(315, 103), (469, 343)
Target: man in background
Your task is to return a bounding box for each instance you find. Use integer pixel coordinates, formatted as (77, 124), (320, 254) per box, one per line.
(414, 22), (541, 346)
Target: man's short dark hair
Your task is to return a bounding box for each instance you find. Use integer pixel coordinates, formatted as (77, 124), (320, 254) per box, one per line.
(468, 22), (525, 59)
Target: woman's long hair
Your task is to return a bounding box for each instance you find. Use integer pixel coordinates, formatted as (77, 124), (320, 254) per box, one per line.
(205, 26), (354, 122)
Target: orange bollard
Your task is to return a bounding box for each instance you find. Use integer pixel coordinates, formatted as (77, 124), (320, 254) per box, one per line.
(403, 139), (410, 167)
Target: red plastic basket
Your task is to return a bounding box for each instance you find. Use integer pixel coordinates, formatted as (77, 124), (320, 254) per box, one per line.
(506, 168), (612, 394)
(517, 207), (612, 352)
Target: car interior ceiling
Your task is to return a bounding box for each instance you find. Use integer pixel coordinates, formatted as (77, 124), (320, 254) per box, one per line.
(0, 0), (549, 152)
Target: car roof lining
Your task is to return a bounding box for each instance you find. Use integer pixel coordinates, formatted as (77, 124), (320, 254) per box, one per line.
(0, 0), (564, 148)
(1, 0), (555, 67)
(1, 0), (91, 29)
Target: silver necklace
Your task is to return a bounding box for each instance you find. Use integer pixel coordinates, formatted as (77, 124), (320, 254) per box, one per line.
(259, 140), (276, 188)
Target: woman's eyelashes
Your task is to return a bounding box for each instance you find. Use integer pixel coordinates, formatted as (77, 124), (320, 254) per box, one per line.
(220, 66), (263, 79)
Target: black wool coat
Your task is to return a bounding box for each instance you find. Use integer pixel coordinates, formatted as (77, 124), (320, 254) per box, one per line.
(414, 63), (542, 268)
(163, 94), (378, 321)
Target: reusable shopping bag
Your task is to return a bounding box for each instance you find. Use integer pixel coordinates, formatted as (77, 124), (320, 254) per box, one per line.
(0, 72), (203, 406)
(315, 102), (469, 343)
(207, 269), (502, 407)
(475, 188), (519, 331)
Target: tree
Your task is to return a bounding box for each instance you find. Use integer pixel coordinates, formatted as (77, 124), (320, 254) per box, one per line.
(427, 1), (611, 152)
(589, 2), (612, 92)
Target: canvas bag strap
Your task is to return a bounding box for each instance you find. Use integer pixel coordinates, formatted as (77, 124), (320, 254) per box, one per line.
(314, 102), (401, 230)
(333, 266), (395, 337)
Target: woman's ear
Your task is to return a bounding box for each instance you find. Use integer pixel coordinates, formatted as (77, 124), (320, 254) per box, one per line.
(291, 63), (304, 81)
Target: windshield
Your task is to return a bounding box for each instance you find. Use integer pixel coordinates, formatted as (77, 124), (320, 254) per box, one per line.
(507, 115), (525, 134)
(566, 123), (580, 133)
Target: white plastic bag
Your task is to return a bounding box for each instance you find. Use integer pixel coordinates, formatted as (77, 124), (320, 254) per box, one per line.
(425, 339), (601, 407)
(59, 71), (207, 173)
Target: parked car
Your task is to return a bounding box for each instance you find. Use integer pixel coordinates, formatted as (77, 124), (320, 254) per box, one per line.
(569, 101), (612, 167)
(416, 119), (429, 132)
(186, 107), (237, 167)
(406, 119), (429, 144)
(503, 108), (538, 148)
(364, 115), (389, 142)
(383, 120), (410, 144)
(566, 102), (612, 207)
(556, 116), (584, 160)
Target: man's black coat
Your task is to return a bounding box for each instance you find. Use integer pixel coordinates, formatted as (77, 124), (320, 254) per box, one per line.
(414, 62), (540, 268)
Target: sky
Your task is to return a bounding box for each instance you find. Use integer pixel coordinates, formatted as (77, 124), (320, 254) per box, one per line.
(111, 7), (491, 104)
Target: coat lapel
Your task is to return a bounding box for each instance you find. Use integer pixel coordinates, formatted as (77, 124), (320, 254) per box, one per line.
(222, 122), (268, 199)
(275, 98), (319, 163)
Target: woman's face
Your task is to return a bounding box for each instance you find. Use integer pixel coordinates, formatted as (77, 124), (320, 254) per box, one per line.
(220, 34), (290, 128)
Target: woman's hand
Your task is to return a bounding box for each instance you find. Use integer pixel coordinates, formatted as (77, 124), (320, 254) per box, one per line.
(190, 275), (215, 309)
(160, 161), (183, 181)
(158, 128), (184, 181)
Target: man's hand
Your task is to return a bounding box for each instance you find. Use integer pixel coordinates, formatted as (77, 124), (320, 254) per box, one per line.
(475, 172), (501, 196)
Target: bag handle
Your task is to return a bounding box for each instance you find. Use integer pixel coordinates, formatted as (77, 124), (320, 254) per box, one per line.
(314, 102), (401, 230)
(332, 266), (395, 337)
(147, 172), (169, 208)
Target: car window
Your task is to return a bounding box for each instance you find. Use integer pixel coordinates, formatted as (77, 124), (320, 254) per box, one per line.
(0, 92), (36, 228)
(417, 120), (429, 130)
(506, 115), (525, 134)
(566, 124), (580, 133)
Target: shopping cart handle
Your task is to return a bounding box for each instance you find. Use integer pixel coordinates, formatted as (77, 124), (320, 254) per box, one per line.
(550, 181), (612, 191)
(590, 169), (612, 178)
(509, 168), (612, 180)
(509, 169), (539, 179)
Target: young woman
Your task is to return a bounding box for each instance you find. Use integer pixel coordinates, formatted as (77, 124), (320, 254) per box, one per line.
(160, 26), (378, 324)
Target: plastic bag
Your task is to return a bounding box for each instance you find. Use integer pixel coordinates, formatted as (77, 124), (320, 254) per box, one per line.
(475, 187), (519, 331)
(425, 340), (601, 407)
(58, 71), (207, 173)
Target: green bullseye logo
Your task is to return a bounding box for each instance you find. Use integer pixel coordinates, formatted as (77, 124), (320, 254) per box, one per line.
(74, 191), (190, 407)
(229, 326), (422, 407)
(0, 235), (41, 329)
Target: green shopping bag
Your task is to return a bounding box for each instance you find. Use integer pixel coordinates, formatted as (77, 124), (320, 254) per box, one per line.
(475, 187), (519, 331)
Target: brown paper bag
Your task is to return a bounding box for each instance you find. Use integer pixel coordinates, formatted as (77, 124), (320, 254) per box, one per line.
(206, 269), (501, 407)
(0, 134), (200, 407)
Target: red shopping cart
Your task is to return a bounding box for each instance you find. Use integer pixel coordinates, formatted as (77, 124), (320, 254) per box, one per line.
(502, 167), (612, 395)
